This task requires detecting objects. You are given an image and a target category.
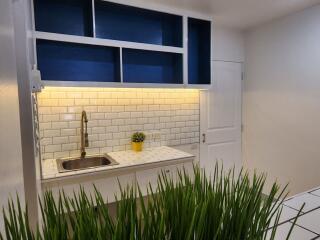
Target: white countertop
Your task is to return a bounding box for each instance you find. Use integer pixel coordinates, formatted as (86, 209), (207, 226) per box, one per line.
(42, 146), (194, 181)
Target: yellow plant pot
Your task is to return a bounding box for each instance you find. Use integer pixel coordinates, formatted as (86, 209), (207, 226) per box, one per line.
(132, 142), (143, 152)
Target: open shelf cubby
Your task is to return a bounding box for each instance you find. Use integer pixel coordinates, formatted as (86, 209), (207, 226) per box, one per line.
(95, 0), (183, 47)
(36, 40), (121, 82)
(33, 0), (93, 37)
(188, 18), (211, 85)
(123, 49), (183, 84)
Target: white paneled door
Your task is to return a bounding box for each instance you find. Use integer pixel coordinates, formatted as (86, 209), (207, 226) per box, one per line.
(200, 61), (242, 175)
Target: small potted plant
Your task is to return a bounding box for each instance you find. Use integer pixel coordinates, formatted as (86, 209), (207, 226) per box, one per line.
(131, 132), (146, 152)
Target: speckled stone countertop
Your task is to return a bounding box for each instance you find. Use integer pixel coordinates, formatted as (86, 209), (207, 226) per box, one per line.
(42, 146), (195, 181)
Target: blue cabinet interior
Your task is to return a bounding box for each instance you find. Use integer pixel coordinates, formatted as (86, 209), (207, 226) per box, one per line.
(33, 0), (211, 85)
(37, 40), (121, 82)
(34, 0), (93, 37)
(95, 1), (183, 47)
(123, 49), (183, 84)
(188, 18), (211, 85)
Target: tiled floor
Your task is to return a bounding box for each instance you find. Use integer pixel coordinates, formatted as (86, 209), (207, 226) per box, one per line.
(269, 188), (320, 239)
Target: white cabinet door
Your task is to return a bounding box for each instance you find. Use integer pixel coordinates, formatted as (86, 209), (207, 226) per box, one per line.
(136, 166), (163, 196)
(44, 173), (135, 204)
(41, 181), (60, 200)
(89, 173), (136, 203)
(167, 161), (194, 183)
(136, 161), (194, 196)
(200, 61), (242, 175)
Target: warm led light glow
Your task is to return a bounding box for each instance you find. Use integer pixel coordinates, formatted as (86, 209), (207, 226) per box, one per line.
(40, 86), (199, 94)
(37, 86), (200, 160)
(37, 87), (200, 102)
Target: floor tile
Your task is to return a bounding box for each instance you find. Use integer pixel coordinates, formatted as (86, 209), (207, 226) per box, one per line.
(284, 193), (320, 212)
(294, 209), (320, 234)
(267, 222), (317, 240)
(280, 205), (301, 223)
(270, 205), (300, 227)
(310, 188), (320, 198)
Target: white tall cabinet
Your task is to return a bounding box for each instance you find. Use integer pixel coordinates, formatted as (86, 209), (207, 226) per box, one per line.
(0, 0), (26, 233)
(200, 25), (244, 175)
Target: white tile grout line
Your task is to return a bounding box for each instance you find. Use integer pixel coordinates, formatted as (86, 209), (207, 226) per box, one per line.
(285, 203), (320, 236)
(289, 220), (320, 236)
(266, 206), (320, 238)
(309, 192), (320, 198)
(282, 192), (320, 213)
(287, 192), (320, 237)
(268, 190), (320, 238)
(269, 200), (320, 231)
(285, 187), (320, 202)
(267, 218), (319, 239)
(283, 203), (313, 213)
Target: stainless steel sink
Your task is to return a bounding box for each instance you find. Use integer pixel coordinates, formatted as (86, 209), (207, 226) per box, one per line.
(56, 155), (118, 173)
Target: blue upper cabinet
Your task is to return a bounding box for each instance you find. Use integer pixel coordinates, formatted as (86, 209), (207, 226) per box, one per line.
(34, 0), (93, 37)
(37, 40), (121, 83)
(123, 49), (183, 84)
(95, 1), (183, 47)
(188, 18), (211, 85)
(33, 0), (211, 87)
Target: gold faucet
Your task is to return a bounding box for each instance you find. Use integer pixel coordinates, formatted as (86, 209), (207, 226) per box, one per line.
(80, 110), (89, 158)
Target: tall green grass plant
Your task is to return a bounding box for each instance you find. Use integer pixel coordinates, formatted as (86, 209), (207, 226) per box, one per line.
(1, 164), (301, 240)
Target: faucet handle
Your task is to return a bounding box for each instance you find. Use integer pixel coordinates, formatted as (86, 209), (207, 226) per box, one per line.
(85, 133), (89, 147)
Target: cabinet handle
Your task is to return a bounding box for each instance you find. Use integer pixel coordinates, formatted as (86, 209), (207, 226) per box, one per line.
(202, 133), (206, 143)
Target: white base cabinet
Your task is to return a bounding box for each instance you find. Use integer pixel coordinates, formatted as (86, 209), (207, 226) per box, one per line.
(42, 160), (194, 204)
(136, 162), (194, 196)
(42, 172), (136, 204)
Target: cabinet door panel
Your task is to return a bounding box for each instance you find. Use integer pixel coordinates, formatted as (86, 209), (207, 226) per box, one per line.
(136, 167), (163, 196)
(41, 181), (60, 200)
(44, 173), (135, 204)
(136, 162), (193, 196)
(172, 162), (194, 181)
(91, 174), (135, 203)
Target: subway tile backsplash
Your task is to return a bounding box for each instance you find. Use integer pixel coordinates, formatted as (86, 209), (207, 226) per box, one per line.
(38, 87), (200, 160)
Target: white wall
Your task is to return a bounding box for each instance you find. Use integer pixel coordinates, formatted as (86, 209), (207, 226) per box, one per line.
(212, 25), (245, 63)
(0, 0), (25, 233)
(243, 4), (320, 195)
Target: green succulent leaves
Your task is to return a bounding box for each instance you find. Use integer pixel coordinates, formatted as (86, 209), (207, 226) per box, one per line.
(131, 132), (146, 143)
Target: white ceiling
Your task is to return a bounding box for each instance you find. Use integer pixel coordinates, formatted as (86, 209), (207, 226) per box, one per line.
(145, 0), (320, 29)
